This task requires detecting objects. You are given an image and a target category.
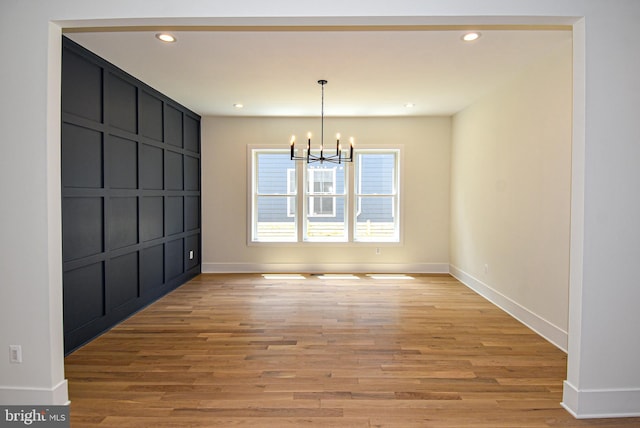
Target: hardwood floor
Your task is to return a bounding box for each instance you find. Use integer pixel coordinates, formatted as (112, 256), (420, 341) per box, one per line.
(65, 274), (640, 427)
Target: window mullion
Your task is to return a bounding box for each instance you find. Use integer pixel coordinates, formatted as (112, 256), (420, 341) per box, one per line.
(297, 162), (304, 241)
(347, 158), (355, 242)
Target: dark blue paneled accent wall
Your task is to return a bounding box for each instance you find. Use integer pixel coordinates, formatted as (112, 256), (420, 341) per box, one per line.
(61, 37), (201, 354)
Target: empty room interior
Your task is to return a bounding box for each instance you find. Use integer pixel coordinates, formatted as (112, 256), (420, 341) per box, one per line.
(3, 2), (640, 427)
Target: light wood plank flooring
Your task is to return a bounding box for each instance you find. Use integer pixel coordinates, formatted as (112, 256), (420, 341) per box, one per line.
(65, 273), (640, 427)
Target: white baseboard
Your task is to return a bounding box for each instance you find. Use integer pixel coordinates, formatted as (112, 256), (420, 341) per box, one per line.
(0, 379), (69, 405)
(449, 264), (568, 352)
(562, 380), (640, 418)
(202, 262), (450, 274)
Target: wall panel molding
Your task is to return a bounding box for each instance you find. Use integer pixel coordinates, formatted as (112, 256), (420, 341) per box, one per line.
(61, 37), (201, 354)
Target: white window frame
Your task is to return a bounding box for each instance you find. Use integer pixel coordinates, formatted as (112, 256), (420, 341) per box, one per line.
(354, 149), (401, 243)
(250, 148), (298, 243)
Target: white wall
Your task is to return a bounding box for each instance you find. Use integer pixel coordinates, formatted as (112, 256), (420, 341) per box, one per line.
(2, 0), (640, 419)
(0, 8), (67, 404)
(201, 116), (450, 273)
(564, 7), (640, 416)
(450, 39), (573, 349)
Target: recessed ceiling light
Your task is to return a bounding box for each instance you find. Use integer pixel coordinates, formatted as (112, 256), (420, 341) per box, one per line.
(155, 33), (176, 43)
(462, 32), (481, 42)
(404, 103), (415, 108)
(233, 103), (244, 109)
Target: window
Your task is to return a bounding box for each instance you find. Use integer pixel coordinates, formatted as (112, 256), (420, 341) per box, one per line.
(307, 168), (336, 217)
(250, 148), (400, 243)
(354, 150), (400, 242)
(251, 151), (297, 242)
(305, 165), (346, 241)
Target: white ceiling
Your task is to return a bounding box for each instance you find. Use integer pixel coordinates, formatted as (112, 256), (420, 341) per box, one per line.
(65, 28), (571, 117)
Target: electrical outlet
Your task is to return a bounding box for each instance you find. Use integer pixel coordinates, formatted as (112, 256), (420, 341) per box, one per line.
(375, 247), (381, 255)
(484, 264), (489, 274)
(9, 345), (22, 364)
(189, 250), (194, 260)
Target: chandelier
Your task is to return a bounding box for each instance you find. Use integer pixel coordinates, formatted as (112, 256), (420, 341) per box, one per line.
(290, 80), (354, 164)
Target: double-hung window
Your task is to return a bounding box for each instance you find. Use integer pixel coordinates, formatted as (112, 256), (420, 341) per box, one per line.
(307, 168), (337, 217)
(305, 165), (346, 241)
(250, 147), (400, 243)
(354, 150), (400, 242)
(252, 151), (297, 242)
